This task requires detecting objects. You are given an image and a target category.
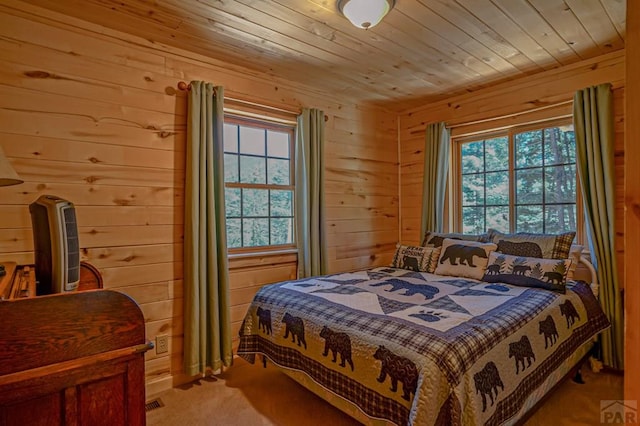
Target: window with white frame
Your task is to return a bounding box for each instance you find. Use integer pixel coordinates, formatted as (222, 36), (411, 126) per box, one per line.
(454, 119), (582, 238)
(223, 117), (295, 250)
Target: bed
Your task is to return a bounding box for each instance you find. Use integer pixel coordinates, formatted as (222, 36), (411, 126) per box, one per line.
(237, 235), (610, 426)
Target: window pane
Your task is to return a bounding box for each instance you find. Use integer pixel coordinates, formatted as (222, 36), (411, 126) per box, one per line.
(458, 122), (577, 237)
(485, 137), (509, 172)
(545, 165), (576, 203)
(516, 206), (543, 233)
(240, 156), (266, 184)
(239, 126), (265, 155)
(243, 218), (269, 247)
(462, 207), (485, 234)
(227, 218), (241, 248)
(271, 190), (292, 217)
(461, 141), (484, 174)
(224, 154), (239, 183)
(224, 118), (294, 250)
(545, 205), (576, 234)
(225, 188), (241, 217)
(486, 206), (509, 232)
(268, 158), (290, 185)
(242, 189), (268, 217)
(271, 218), (293, 245)
(224, 123), (238, 153)
(516, 168), (543, 204)
(462, 174), (484, 205)
(267, 130), (290, 158)
(516, 130), (543, 168)
(486, 171), (509, 205)
(544, 126), (575, 165)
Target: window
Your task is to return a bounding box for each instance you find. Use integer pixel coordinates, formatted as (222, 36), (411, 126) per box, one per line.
(455, 120), (581, 237)
(223, 117), (295, 249)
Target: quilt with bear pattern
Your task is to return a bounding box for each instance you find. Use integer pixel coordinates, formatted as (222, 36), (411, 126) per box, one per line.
(237, 267), (609, 425)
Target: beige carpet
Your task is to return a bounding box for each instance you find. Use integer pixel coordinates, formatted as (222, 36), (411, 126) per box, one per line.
(146, 357), (622, 426)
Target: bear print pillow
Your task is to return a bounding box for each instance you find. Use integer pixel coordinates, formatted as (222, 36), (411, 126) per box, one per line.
(421, 231), (486, 248)
(391, 245), (441, 273)
(482, 252), (572, 293)
(434, 238), (497, 280)
(486, 228), (575, 259)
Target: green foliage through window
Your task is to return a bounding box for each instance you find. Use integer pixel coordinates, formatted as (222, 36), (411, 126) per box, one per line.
(459, 123), (577, 235)
(224, 120), (294, 249)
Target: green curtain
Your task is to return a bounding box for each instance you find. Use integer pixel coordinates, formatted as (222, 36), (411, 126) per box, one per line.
(573, 83), (623, 369)
(295, 108), (327, 278)
(183, 81), (233, 376)
(421, 122), (450, 238)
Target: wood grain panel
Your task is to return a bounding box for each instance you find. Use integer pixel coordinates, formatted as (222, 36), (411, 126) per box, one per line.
(1, 134), (184, 170)
(80, 245), (183, 269)
(229, 265), (297, 290)
(0, 58), (182, 116)
(0, 205), (180, 229)
(0, 3), (397, 394)
(399, 53), (625, 283)
(101, 263), (183, 289)
(12, 0), (625, 110)
(401, 51), (625, 133)
(625, 0), (640, 408)
(0, 182), (181, 209)
(117, 280), (182, 305)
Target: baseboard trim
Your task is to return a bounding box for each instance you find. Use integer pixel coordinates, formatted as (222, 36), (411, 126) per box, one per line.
(145, 355), (248, 396)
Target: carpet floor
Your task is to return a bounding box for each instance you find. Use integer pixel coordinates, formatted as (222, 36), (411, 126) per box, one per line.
(146, 357), (622, 426)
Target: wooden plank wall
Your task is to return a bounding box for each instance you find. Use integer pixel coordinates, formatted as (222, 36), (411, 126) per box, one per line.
(0, 1), (398, 395)
(625, 0), (640, 409)
(398, 51), (626, 286)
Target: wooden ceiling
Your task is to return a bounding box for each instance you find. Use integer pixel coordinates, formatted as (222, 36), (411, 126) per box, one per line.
(26, 0), (626, 110)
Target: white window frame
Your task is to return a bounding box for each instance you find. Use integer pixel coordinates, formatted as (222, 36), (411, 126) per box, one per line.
(451, 117), (584, 242)
(223, 115), (296, 253)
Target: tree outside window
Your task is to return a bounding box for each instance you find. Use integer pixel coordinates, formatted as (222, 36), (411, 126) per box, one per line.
(223, 118), (294, 249)
(457, 121), (580, 236)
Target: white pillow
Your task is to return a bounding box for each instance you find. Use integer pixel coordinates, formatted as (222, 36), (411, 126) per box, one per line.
(435, 238), (497, 280)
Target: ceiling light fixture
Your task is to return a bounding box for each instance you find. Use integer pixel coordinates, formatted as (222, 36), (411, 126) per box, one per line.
(337, 0), (395, 29)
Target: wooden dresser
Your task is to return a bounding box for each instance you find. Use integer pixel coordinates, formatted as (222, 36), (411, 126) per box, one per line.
(0, 262), (103, 300)
(0, 290), (151, 425)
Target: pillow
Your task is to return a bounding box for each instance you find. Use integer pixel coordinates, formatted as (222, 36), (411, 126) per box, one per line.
(422, 231), (486, 247)
(566, 244), (584, 281)
(391, 245), (441, 273)
(486, 228), (576, 259)
(434, 239), (497, 280)
(482, 252), (572, 293)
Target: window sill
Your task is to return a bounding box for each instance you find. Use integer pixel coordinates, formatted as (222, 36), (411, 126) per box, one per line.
(228, 248), (298, 270)
(228, 248), (298, 259)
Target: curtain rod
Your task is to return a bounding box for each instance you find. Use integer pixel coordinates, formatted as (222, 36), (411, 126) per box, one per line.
(177, 80), (298, 115)
(177, 81), (329, 122)
(408, 99), (574, 135)
(450, 100), (573, 129)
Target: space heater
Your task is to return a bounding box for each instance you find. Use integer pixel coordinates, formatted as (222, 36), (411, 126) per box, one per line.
(29, 195), (80, 295)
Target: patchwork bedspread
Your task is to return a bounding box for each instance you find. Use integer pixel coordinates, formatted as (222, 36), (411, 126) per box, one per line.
(237, 267), (609, 425)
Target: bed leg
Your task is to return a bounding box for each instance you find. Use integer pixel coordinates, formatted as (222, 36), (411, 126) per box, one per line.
(573, 367), (585, 384)
(262, 355), (267, 368)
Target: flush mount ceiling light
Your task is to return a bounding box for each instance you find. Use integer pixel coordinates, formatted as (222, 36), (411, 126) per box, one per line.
(337, 0), (395, 29)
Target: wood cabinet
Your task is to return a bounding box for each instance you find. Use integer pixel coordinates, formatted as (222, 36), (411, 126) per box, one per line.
(0, 290), (151, 425)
